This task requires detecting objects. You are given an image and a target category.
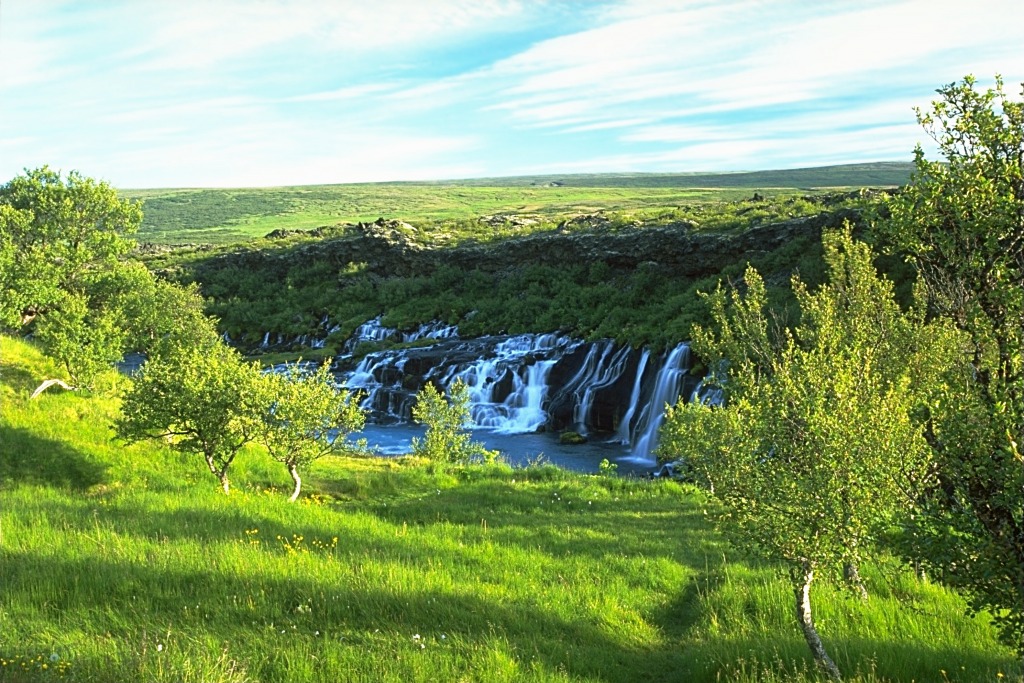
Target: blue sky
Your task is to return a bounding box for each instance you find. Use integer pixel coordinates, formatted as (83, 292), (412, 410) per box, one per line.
(2, 0), (1023, 188)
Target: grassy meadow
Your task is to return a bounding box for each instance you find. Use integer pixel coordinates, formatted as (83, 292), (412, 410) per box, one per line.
(0, 334), (1018, 682)
(122, 163), (912, 245)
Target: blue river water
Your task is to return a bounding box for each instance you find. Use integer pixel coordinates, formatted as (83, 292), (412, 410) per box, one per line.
(353, 423), (659, 477)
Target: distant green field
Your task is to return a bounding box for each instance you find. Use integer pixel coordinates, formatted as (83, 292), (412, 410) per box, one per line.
(122, 162), (913, 245)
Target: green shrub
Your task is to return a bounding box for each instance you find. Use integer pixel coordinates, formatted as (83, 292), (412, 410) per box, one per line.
(411, 379), (496, 465)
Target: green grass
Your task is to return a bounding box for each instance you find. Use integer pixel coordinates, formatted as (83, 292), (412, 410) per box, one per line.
(123, 186), (751, 244)
(0, 334), (1017, 682)
(122, 163), (912, 245)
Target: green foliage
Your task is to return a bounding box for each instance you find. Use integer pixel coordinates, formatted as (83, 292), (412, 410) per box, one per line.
(0, 203), (46, 329)
(411, 379), (496, 465)
(116, 340), (265, 493)
(597, 458), (618, 476)
(1, 332), (1018, 682)
(25, 261), (218, 389)
(0, 167), (213, 388)
(876, 75), (1024, 658)
(257, 362), (366, 501)
(33, 290), (128, 390)
(0, 166), (141, 328)
(104, 261), (221, 359)
(170, 209), (844, 352)
(659, 228), (962, 677)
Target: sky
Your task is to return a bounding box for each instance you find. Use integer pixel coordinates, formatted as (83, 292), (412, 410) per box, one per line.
(2, 0), (1023, 189)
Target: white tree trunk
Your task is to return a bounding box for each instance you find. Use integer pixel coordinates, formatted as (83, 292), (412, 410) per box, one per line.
(793, 562), (842, 681)
(288, 463), (302, 503)
(205, 453), (231, 495)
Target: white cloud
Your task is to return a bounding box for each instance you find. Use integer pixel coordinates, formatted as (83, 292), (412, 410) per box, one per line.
(286, 83), (400, 103)
(93, 119), (481, 187)
(480, 0), (1024, 135)
(112, 0), (531, 73)
(4, 0), (1024, 185)
(0, 1), (79, 88)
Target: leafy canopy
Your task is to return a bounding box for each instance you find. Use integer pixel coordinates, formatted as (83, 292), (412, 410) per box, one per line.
(663, 228), (958, 569)
(0, 167), (214, 390)
(257, 362), (366, 501)
(0, 166), (141, 328)
(411, 379), (496, 464)
(876, 75), (1024, 656)
(658, 228), (962, 678)
(116, 341), (264, 494)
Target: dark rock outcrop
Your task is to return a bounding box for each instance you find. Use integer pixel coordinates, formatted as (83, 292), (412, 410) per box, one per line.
(194, 207), (863, 286)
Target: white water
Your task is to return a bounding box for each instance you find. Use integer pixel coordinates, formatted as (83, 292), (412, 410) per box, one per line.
(629, 343), (691, 462)
(614, 349), (651, 444)
(443, 333), (576, 433)
(570, 343), (633, 430)
(334, 319), (695, 465)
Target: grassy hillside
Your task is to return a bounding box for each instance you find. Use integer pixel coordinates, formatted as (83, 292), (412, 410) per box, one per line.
(147, 193), (883, 355)
(0, 335), (1017, 682)
(122, 163), (913, 245)
(444, 162), (914, 189)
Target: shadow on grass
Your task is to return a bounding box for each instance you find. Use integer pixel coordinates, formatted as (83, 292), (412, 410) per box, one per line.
(2, 548), (1016, 683)
(698, 634), (1018, 682)
(0, 425), (107, 490)
(32, 474), (725, 565)
(1, 549), (668, 680)
(0, 360), (44, 395)
(363, 477), (729, 564)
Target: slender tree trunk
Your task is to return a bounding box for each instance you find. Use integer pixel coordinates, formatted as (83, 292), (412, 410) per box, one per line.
(843, 562), (868, 600)
(288, 463), (302, 503)
(204, 452), (231, 495)
(792, 562), (842, 681)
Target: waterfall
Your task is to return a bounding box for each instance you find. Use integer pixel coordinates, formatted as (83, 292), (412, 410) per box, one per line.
(614, 349), (651, 444)
(691, 376), (725, 407)
(569, 344), (633, 430)
(404, 320), (459, 342)
(442, 333), (573, 433)
(340, 317), (462, 356)
(345, 352), (414, 423)
(333, 318), (698, 465)
(629, 343), (691, 462)
(341, 317), (402, 354)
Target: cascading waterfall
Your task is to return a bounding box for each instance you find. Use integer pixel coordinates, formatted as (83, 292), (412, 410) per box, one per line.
(440, 333), (577, 433)
(614, 349), (651, 445)
(629, 343), (691, 462)
(341, 316), (462, 356)
(333, 319), (697, 464)
(404, 321), (459, 343)
(568, 343), (633, 430)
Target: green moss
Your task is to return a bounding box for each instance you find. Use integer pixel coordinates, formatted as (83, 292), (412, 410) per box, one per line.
(559, 431), (586, 445)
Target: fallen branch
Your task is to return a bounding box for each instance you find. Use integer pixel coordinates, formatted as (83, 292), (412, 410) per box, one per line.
(30, 378), (76, 399)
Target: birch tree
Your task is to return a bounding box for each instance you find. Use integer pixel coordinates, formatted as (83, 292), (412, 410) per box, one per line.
(659, 228), (960, 680)
(876, 75), (1024, 669)
(257, 362), (366, 502)
(117, 341), (263, 494)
